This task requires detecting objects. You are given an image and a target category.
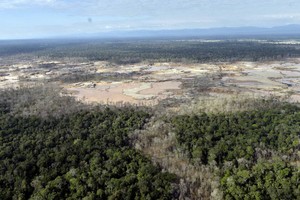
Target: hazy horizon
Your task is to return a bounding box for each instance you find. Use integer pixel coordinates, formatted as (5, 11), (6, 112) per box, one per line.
(1, 0), (300, 39)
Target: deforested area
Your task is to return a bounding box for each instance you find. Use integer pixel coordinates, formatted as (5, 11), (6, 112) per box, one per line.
(0, 37), (300, 200)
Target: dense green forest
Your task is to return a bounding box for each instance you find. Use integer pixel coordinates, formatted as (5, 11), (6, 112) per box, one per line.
(1, 39), (300, 64)
(0, 88), (177, 199)
(40, 40), (300, 64)
(171, 102), (300, 199)
(1, 87), (300, 199)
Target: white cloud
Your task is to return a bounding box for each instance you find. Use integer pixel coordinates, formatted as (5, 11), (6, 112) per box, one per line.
(261, 14), (300, 20)
(0, 0), (57, 9)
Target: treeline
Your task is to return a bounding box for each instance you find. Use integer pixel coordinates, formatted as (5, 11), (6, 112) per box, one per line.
(38, 40), (300, 64)
(171, 102), (300, 199)
(2, 39), (300, 64)
(0, 87), (178, 199)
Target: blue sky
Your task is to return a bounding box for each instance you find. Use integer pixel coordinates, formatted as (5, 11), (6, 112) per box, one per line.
(0, 0), (300, 39)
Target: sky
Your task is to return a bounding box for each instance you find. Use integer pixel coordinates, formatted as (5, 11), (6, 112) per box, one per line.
(0, 0), (300, 39)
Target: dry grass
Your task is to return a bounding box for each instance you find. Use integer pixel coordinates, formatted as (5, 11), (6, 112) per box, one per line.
(131, 119), (223, 200)
(177, 93), (289, 115)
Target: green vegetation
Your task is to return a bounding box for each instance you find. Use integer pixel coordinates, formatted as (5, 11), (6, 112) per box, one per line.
(221, 160), (300, 200)
(0, 88), (177, 200)
(1, 86), (300, 200)
(171, 102), (300, 199)
(172, 103), (300, 165)
(2, 39), (300, 64)
(1, 37), (300, 199)
(42, 40), (300, 63)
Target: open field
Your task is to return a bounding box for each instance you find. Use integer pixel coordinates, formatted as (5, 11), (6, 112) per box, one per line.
(1, 38), (300, 107)
(1, 57), (300, 105)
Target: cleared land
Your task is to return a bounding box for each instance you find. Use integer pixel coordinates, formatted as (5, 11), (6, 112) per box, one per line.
(1, 58), (300, 105)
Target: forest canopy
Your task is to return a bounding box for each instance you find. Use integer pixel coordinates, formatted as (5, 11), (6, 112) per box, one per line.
(171, 102), (300, 199)
(0, 87), (177, 199)
(1, 39), (300, 64)
(0, 83), (299, 199)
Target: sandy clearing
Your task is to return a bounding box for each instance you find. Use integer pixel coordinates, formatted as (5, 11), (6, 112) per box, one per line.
(68, 82), (137, 104)
(66, 80), (182, 104)
(279, 71), (300, 77)
(144, 66), (170, 72)
(123, 82), (154, 100)
(140, 81), (181, 95)
(290, 95), (300, 102)
(4, 58), (300, 106)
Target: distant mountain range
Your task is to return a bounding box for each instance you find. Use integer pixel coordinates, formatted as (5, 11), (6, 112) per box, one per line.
(72, 24), (300, 39)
